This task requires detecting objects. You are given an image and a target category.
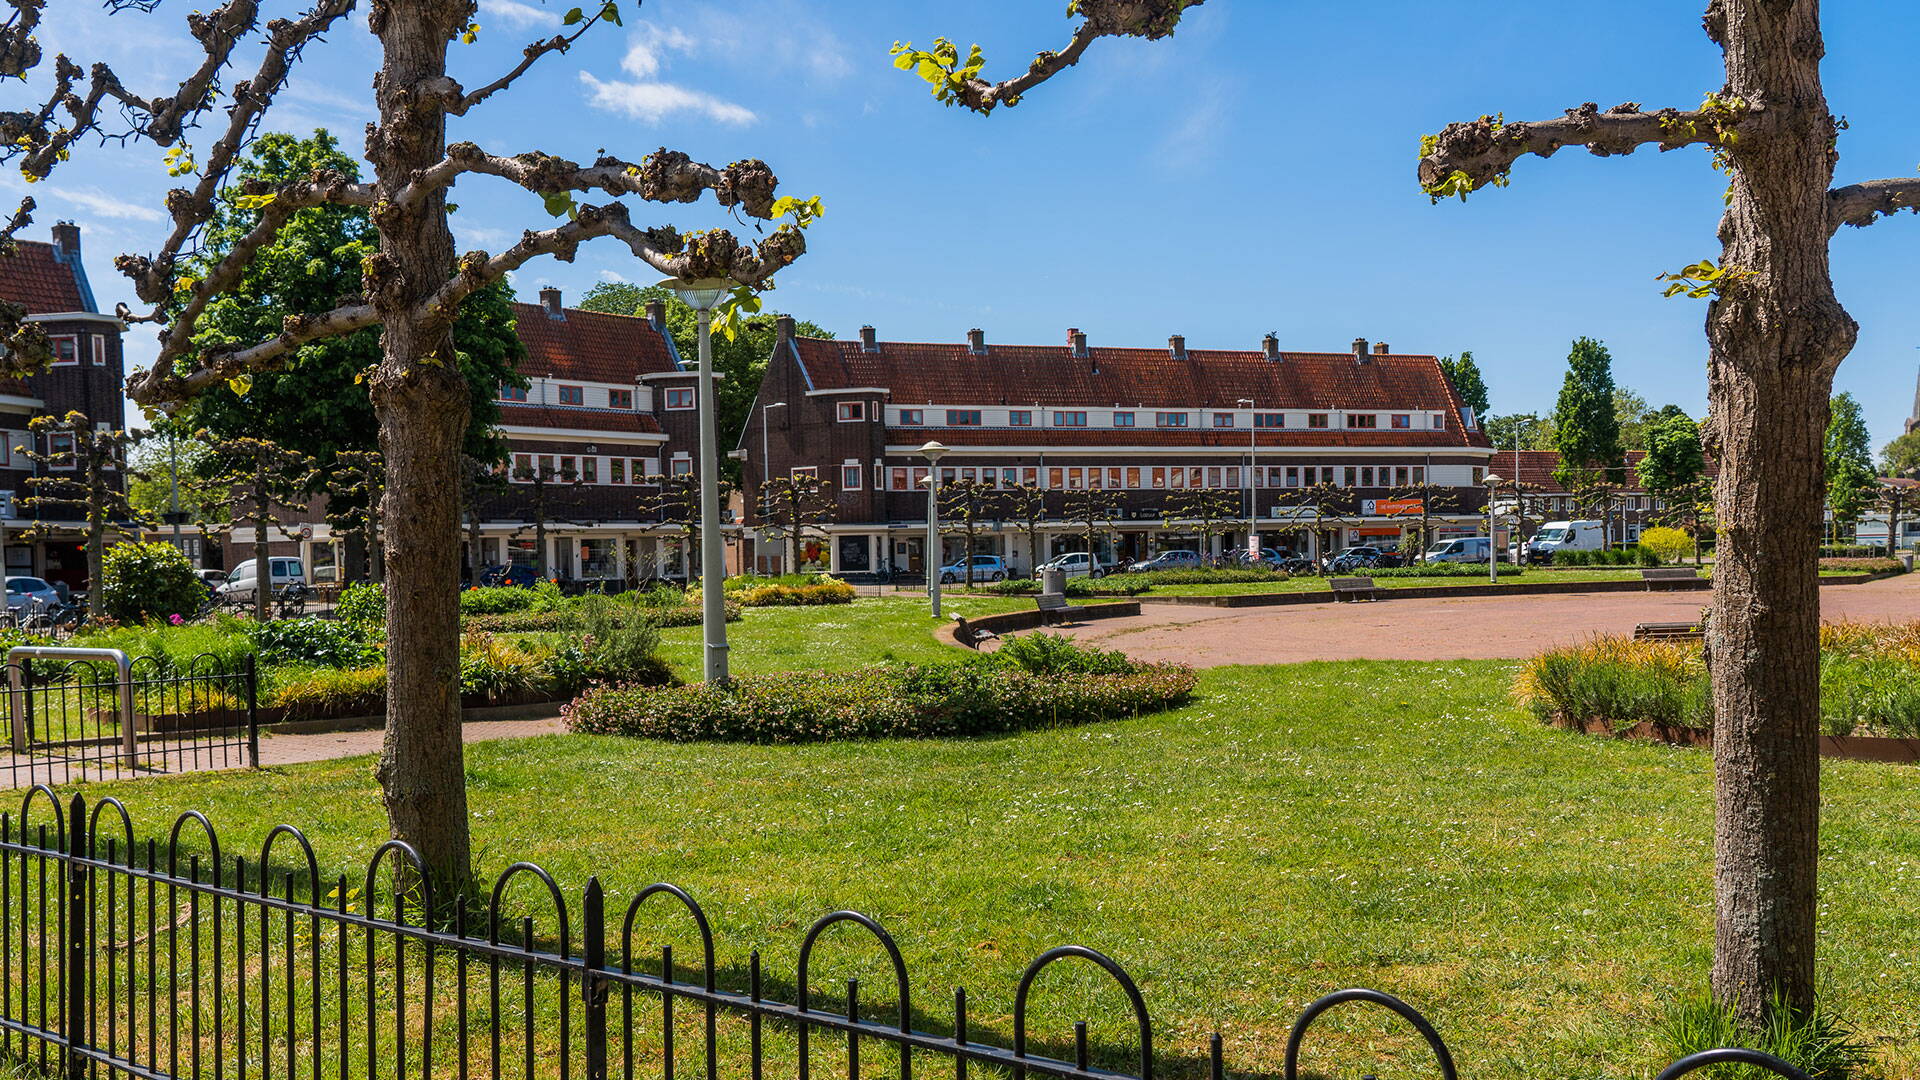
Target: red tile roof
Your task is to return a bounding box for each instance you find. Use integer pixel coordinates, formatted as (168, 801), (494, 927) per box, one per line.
(792, 336), (1490, 448)
(888, 427), (1476, 449)
(0, 240), (86, 314)
(512, 303), (679, 383)
(496, 402), (664, 435)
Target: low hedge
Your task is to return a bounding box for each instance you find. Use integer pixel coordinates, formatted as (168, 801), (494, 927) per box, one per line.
(1552, 545), (1660, 567)
(461, 603), (733, 633)
(711, 580), (856, 606)
(1098, 568), (1289, 590)
(1819, 557), (1904, 574)
(564, 635), (1195, 743)
(1366, 564), (1524, 578)
(1820, 543), (1887, 559)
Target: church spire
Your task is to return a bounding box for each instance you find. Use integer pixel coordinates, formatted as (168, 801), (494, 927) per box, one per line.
(1910, 366), (1920, 434)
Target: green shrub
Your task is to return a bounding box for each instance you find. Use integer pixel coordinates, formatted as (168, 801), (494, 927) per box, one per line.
(1092, 568), (1286, 591)
(460, 585), (541, 615)
(1368, 564), (1524, 578)
(977, 577), (1107, 597)
(247, 617), (380, 669)
(463, 602), (729, 633)
(1658, 989), (1872, 1080)
(563, 654), (1197, 744)
(98, 542), (204, 624)
(270, 666), (387, 717)
(1819, 557), (1903, 574)
(563, 594), (674, 689)
(1639, 526), (1694, 564)
(458, 632), (550, 701)
(723, 573), (830, 590)
(1551, 545), (1659, 567)
(336, 582), (386, 627)
(75, 616), (255, 676)
(991, 632), (1135, 675)
(724, 580), (857, 606)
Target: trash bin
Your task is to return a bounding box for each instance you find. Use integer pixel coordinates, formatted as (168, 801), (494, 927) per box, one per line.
(1902, 553), (1914, 572)
(1041, 567), (1066, 595)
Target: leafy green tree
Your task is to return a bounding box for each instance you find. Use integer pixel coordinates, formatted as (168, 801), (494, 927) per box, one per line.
(128, 423), (228, 524)
(1483, 412), (1555, 452)
(578, 282), (829, 482)
(1551, 338), (1626, 488)
(1881, 430), (1920, 477)
(177, 130), (525, 482)
(1825, 392), (1877, 538)
(761, 472), (839, 574)
(1639, 413), (1706, 496)
(1438, 351), (1490, 418)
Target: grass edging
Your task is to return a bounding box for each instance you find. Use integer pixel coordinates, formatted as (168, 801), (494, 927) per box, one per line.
(945, 601), (1143, 647)
(1133, 568), (1905, 608)
(262, 697), (568, 735)
(1550, 714), (1920, 764)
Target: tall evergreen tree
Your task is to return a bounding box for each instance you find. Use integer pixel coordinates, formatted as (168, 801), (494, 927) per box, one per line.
(1639, 413), (1706, 496)
(1550, 338), (1626, 489)
(1439, 351), (1490, 419)
(1824, 392), (1877, 538)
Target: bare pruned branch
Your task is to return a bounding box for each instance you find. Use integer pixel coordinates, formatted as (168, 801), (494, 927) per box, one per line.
(893, 0), (1202, 116)
(448, 4), (617, 116)
(1828, 176), (1920, 232)
(397, 144), (782, 218)
(1417, 101), (1745, 198)
(127, 302), (378, 406)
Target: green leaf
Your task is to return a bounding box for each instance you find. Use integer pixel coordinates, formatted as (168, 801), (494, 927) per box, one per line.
(542, 190), (575, 218)
(601, 2), (623, 27)
(563, 7), (585, 24)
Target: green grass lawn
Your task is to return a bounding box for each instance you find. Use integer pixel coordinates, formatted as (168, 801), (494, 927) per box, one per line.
(70, 642), (1920, 1079)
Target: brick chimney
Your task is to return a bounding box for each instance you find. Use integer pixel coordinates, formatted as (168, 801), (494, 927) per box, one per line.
(1169, 334), (1186, 361)
(1069, 328), (1088, 359)
(859, 325), (878, 353)
(1374, 341), (1391, 355)
(540, 287), (564, 319)
(775, 314), (795, 344)
(967, 328), (986, 356)
(51, 221), (81, 260)
(1262, 333), (1280, 362)
(645, 299), (666, 329)
(1353, 337), (1370, 363)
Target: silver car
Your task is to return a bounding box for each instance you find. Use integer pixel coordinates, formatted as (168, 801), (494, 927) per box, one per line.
(5, 575), (60, 611)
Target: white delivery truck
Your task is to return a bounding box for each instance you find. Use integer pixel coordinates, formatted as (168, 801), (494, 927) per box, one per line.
(1525, 520), (1606, 564)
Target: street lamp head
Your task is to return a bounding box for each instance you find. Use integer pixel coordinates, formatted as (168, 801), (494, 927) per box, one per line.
(656, 276), (733, 312)
(768, 401), (788, 409)
(918, 440), (951, 463)
(1484, 473), (1505, 486)
(1237, 397), (1254, 407)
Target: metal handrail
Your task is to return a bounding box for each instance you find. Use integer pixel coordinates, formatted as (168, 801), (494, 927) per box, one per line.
(7, 646), (135, 755)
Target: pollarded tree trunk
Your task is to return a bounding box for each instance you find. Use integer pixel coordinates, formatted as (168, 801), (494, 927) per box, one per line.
(366, 1), (474, 898)
(1703, 0), (1855, 1022)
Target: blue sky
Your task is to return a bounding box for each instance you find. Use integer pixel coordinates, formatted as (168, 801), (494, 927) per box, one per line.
(17, 1), (1920, 449)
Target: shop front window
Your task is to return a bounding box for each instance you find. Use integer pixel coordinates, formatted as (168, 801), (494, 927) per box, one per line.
(579, 539), (616, 578)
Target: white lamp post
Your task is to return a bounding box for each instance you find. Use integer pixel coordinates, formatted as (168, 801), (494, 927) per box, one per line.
(659, 276), (734, 683)
(1237, 397), (1257, 560)
(1483, 473), (1505, 584)
(919, 440), (950, 616)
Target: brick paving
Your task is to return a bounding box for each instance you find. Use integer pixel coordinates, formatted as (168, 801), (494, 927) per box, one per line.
(1055, 573), (1920, 667)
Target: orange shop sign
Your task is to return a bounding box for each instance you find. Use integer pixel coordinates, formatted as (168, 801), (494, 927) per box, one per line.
(1369, 498), (1424, 516)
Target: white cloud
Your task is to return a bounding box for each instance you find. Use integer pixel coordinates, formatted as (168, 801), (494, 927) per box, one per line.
(682, 3), (850, 83)
(579, 71), (756, 126)
(598, 268), (629, 283)
(621, 22), (696, 79)
(479, 0), (559, 29)
(57, 187), (166, 224)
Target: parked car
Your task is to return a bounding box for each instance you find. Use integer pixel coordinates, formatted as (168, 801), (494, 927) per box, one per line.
(1423, 536), (1493, 564)
(1127, 550), (1202, 573)
(1525, 520), (1606, 564)
(477, 564), (542, 588)
(937, 555), (1007, 584)
(1037, 553), (1105, 579)
(1225, 546), (1295, 568)
(4, 576), (60, 611)
(216, 557), (307, 604)
(196, 568), (229, 590)
(1323, 546), (1405, 573)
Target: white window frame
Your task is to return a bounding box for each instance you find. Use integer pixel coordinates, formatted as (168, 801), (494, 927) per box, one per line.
(840, 463), (863, 490)
(665, 387), (696, 410)
(837, 401), (865, 422)
(49, 335), (80, 367)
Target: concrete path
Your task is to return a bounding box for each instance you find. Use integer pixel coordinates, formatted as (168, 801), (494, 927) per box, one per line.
(1055, 573), (1920, 667)
(255, 716), (567, 767)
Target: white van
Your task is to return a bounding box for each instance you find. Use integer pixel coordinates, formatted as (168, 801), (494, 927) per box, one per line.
(217, 557), (307, 603)
(1525, 520), (1606, 564)
(1423, 536), (1491, 564)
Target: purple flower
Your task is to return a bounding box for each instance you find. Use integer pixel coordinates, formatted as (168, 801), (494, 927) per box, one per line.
(169, 613), (184, 625)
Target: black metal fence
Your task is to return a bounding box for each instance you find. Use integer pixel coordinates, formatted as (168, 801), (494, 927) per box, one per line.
(3, 653), (258, 790)
(0, 791), (1815, 1080)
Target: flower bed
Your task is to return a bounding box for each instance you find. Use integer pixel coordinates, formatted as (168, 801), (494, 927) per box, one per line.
(462, 603), (727, 633)
(564, 634), (1195, 743)
(709, 579), (855, 606)
(1516, 623), (1920, 738)
(1819, 556), (1905, 574)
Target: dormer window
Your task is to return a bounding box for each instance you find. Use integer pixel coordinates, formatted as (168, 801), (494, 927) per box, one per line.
(1307, 413), (1329, 429)
(1349, 414), (1377, 429)
(1391, 414), (1411, 429)
(557, 385), (585, 406)
(500, 383), (528, 402)
(665, 387), (695, 410)
(898, 409), (924, 425)
(1212, 413), (1236, 428)
(1112, 412), (1135, 428)
(1254, 413), (1286, 428)
(1155, 412), (1189, 428)
(609, 388), (634, 410)
(947, 409), (982, 426)
(837, 401), (865, 422)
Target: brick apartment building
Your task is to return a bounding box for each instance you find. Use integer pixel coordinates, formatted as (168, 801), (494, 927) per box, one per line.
(0, 223), (131, 589)
(741, 323), (1499, 575)
(230, 287), (729, 582)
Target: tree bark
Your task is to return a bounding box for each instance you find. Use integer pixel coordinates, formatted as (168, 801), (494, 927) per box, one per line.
(367, 1), (474, 900)
(1705, 0), (1854, 1024)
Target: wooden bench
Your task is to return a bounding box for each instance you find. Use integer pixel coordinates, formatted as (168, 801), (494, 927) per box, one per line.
(1035, 592), (1072, 625)
(1642, 567), (1701, 590)
(1633, 621), (1705, 643)
(949, 613), (999, 648)
(1328, 576), (1378, 602)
